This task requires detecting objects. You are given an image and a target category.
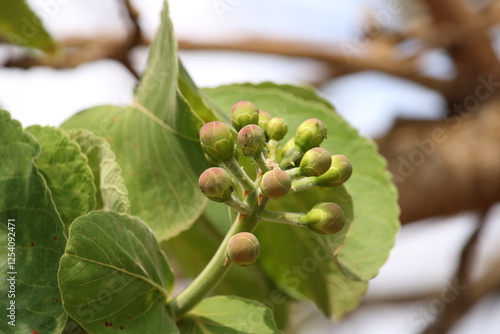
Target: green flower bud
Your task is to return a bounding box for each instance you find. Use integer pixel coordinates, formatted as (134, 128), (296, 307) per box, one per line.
(266, 117), (288, 141)
(198, 167), (233, 202)
(295, 118), (327, 151)
(230, 101), (259, 131)
(237, 124), (266, 157)
(300, 147), (332, 177)
(226, 232), (260, 266)
(260, 169), (291, 199)
(258, 110), (271, 134)
(301, 202), (345, 234)
(314, 155), (352, 186)
(199, 121), (234, 161)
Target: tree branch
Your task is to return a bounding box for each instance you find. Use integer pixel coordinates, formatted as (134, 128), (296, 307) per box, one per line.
(421, 212), (492, 334)
(377, 99), (500, 224)
(177, 38), (451, 95)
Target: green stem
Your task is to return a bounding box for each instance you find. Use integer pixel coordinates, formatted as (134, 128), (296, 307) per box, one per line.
(267, 139), (280, 161)
(253, 152), (270, 172)
(279, 149), (302, 169)
(284, 167), (302, 179)
(169, 190), (263, 317)
(291, 177), (317, 192)
(223, 157), (255, 192)
(258, 210), (306, 226)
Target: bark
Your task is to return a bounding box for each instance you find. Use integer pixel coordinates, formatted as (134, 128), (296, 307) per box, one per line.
(377, 99), (500, 224)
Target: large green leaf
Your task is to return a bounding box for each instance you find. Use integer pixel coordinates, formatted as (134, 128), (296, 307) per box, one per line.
(26, 125), (96, 227)
(177, 296), (283, 334)
(0, 0), (57, 53)
(59, 211), (178, 334)
(68, 129), (130, 214)
(205, 83), (399, 317)
(0, 110), (67, 333)
(61, 2), (208, 241)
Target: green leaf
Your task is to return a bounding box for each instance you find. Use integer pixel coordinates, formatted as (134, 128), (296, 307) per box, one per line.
(205, 83), (399, 317)
(0, 0), (57, 53)
(67, 129), (130, 214)
(58, 211), (178, 334)
(26, 125), (96, 227)
(62, 1), (209, 240)
(0, 110), (67, 333)
(177, 296), (283, 334)
(178, 60), (220, 123)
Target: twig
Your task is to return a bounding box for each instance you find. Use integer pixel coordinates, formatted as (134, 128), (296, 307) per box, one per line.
(420, 210), (491, 334)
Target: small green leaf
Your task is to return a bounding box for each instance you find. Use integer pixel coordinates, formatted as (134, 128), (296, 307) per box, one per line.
(177, 296), (283, 334)
(62, 1), (210, 240)
(0, 110), (67, 333)
(59, 211), (178, 333)
(0, 0), (57, 53)
(26, 125), (96, 227)
(68, 129), (130, 214)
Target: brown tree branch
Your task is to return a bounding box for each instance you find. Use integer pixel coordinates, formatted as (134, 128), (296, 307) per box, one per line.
(3, 0), (143, 79)
(377, 98), (500, 224)
(177, 38), (451, 95)
(421, 212), (492, 334)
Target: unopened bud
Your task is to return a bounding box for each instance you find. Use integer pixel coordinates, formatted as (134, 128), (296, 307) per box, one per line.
(266, 117), (288, 141)
(301, 202), (345, 234)
(258, 110), (272, 134)
(238, 124), (266, 157)
(198, 167), (233, 202)
(300, 147), (332, 177)
(199, 121), (234, 161)
(226, 232), (260, 266)
(295, 118), (327, 151)
(260, 169), (291, 199)
(230, 101), (259, 131)
(314, 155), (352, 186)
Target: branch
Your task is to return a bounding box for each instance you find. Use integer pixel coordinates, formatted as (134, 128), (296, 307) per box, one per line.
(377, 98), (500, 224)
(177, 38), (450, 95)
(421, 212), (491, 334)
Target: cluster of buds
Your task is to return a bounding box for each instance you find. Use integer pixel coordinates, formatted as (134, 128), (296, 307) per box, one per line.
(198, 101), (352, 266)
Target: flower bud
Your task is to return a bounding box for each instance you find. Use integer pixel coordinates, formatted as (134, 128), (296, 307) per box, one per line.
(266, 117), (288, 141)
(300, 147), (332, 177)
(258, 110), (271, 134)
(301, 202), (345, 234)
(199, 121), (234, 161)
(314, 155), (352, 186)
(237, 124), (266, 157)
(226, 232), (260, 266)
(260, 169), (291, 199)
(198, 167), (233, 202)
(230, 101), (259, 131)
(295, 118), (327, 152)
